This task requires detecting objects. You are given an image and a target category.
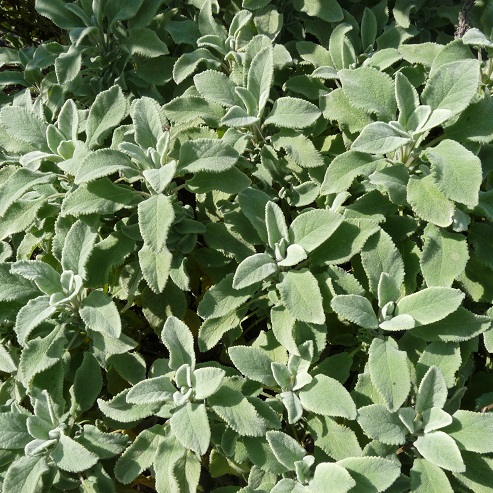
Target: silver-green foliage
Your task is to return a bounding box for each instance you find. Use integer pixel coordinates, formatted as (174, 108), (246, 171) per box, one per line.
(1, 0), (493, 491)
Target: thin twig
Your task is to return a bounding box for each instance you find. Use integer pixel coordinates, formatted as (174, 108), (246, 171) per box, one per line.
(455, 0), (476, 39)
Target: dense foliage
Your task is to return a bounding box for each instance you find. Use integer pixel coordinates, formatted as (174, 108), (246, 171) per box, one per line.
(1, 0), (493, 491)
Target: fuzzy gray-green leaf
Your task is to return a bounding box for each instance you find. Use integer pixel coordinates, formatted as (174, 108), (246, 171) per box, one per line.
(277, 269), (325, 325)
(299, 374), (357, 419)
(396, 287), (464, 325)
(368, 337), (410, 412)
(331, 294), (378, 329)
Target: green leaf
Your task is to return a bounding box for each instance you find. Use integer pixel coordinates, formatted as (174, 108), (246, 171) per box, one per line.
(123, 27), (168, 57)
(0, 344), (16, 373)
(198, 273), (255, 320)
(331, 294), (378, 329)
(416, 342), (461, 390)
(289, 209), (343, 253)
(368, 337), (410, 412)
(415, 366), (447, 413)
(271, 130), (324, 168)
(0, 412), (30, 449)
(194, 70), (238, 107)
(278, 244), (308, 267)
(379, 314), (415, 331)
(420, 224), (469, 288)
(138, 194), (174, 253)
(86, 85), (128, 148)
(421, 59), (480, 121)
(51, 434), (99, 472)
(339, 67), (396, 121)
(410, 458), (454, 493)
(193, 367), (226, 400)
(292, 0), (343, 22)
(352, 122), (412, 154)
(336, 456), (401, 493)
(395, 71), (419, 127)
(0, 105), (48, 150)
(396, 287), (464, 325)
(164, 95), (224, 125)
(104, 0), (144, 28)
(0, 197), (46, 241)
(80, 463), (117, 492)
(80, 290), (122, 338)
(178, 138), (239, 174)
(277, 269), (325, 324)
(409, 307), (491, 343)
(271, 479), (305, 493)
(10, 260), (62, 296)
(414, 431), (465, 472)
(265, 97), (321, 129)
(115, 425), (168, 484)
(266, 201), (288, 249)
(198, 309), (244, 352)
(108, 352), (146, 385)
(309, 462), (356, 493)
(55, 47), (81, 84)
(469, 222), (493, 271)
(126, 375), (175, 404)
(138, 245), (172, 294)
(357, 404), (408, 445)
(0, 168), (54, 217)
(61, 220), (98, 278)
(454, 451), (493, 493)
(131, 96), (166, 149)
(70, 352), (103, 414)
(247, 44), (274, 114)
(310, 218), (380, 266)
(297, 41), (331, 67)
(265, 430), (305, 470)
(238, 187), (270, 243)
(445, 96), (493, 143)
(170, 402), (210, 455)
(154, 435), (187, 493)
(407, 174), (455, 227)
(74, 149), (135, 184)
(143, 163), (176, 195)
(422, 407), (452, 433)
(321, 151), (384, 194)
(378, 273), (401, 308)
(98, 388), (160, 423)
(228, 346), (276, 386)
(161, 316), (195, 370)
(307, 415), (363, 460)
(173, 49), (221, 85)
(15, 295), (57, 345)
(35, 0), (81, 28)
(445, 410), (493, 453)
(221, 106), (259, 127)
(243, 435), (288, 474)
(171, 449), (201, 493)
(329, 23), (355, 71)
(233, 253), (277, 289)
(61, 178), (138, 217)
(299, 374), (357, 419)
(322, 88), (372, 134)
(3, 455), (49, 493)
(271, 305), (298, 356)
(425, 140), (482, 207)
(361, 229), (405, 295)
(322, 87), (372, 134)
(0, 263), (39, 302)
(208, 386), (267, 436)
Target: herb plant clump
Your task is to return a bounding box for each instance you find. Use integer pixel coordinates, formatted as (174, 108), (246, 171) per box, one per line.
(1, 0), (493, 491)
